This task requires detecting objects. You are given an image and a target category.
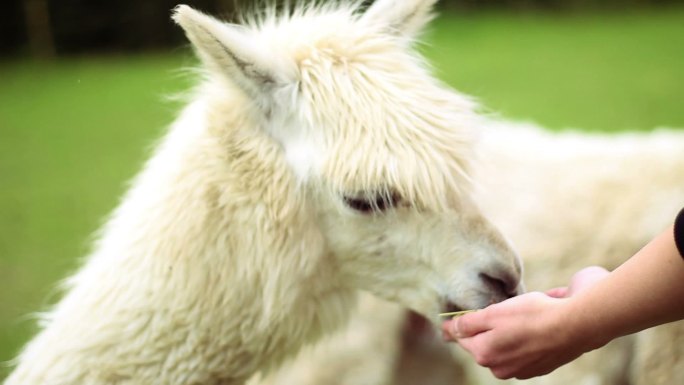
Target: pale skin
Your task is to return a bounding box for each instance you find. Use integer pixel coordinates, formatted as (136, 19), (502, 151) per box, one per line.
(442, 225), (684, 380)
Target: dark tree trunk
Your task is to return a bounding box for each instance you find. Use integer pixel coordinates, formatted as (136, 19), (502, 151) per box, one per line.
(23, 0), (55, 59)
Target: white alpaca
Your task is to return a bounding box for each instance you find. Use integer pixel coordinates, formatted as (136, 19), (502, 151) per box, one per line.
(253, 123), (684, 385)
(4, 1), (524, 384)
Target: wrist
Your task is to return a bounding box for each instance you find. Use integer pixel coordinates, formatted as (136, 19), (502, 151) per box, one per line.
(562, 295), (613, 352)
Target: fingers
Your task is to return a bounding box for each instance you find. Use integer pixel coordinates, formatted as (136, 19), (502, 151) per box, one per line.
(490, 355), (549, 380)
(442, 309), (492, 340)
(458, 333), (560, 380)
(567, 265), (610, 296)
(457, 332), (515, 370)
(545, 286), (569, 298)
(456, 311), (491, 338)
(457, 335), (493, 366)
(546, 266), (610, 299)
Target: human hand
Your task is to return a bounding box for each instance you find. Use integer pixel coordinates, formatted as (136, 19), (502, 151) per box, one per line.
(442, 266), (610, 379)
(546, 266), (611, 298)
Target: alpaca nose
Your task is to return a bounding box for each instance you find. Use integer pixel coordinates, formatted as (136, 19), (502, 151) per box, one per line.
(479, 272), (520, 301)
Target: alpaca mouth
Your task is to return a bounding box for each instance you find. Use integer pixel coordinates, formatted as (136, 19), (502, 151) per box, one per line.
(442, 300), (464, 314)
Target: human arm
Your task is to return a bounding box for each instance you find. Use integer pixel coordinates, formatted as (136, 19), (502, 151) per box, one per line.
(442, 224), (684, 380)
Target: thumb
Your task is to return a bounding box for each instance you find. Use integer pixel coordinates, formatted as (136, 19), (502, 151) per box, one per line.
(567, 266), (610, 296)
(545, 286), (569, 298)
(446, 310), (491, 339)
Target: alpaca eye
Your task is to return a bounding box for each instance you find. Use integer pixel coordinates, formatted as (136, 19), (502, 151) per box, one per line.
(343, 192), (399, 214)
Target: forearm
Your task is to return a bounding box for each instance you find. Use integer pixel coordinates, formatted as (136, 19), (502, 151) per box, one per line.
(567, 226), (684, 349)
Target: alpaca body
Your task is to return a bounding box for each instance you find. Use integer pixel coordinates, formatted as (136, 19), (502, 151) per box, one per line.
(477, 121), (684, 273)
(6, 1), (522, 384)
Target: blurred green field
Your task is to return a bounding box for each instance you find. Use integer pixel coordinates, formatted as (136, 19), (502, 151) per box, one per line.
(1, 7), (683, 376)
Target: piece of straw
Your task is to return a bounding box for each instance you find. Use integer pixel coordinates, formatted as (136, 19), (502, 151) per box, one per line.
(438, 310), (477, 318)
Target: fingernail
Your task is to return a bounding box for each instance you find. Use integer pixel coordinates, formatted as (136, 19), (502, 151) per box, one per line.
(450, 320), (463, 339)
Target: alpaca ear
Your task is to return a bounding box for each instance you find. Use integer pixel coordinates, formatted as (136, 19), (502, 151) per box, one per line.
(362, 0), (438, 37)
(173, 5), (285, 98)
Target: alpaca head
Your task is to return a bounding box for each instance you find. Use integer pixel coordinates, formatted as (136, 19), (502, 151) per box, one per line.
(174, 0), (522, 318)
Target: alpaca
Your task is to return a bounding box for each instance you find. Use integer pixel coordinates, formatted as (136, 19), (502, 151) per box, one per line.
(253, 120), (684, 385)
(4, 1), (524, 384)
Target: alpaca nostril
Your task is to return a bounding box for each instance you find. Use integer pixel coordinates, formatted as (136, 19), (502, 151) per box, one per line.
(479, 272), (519, 299)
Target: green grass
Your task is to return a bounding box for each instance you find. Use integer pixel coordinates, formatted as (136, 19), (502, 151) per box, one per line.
(0, 54), (196, 375)
(1, 7), (683, 377)
(423, 8), (684, 131)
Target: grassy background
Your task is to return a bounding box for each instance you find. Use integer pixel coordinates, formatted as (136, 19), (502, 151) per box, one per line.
(423, 8), (684, 131)
(1, 7), (683, 377)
